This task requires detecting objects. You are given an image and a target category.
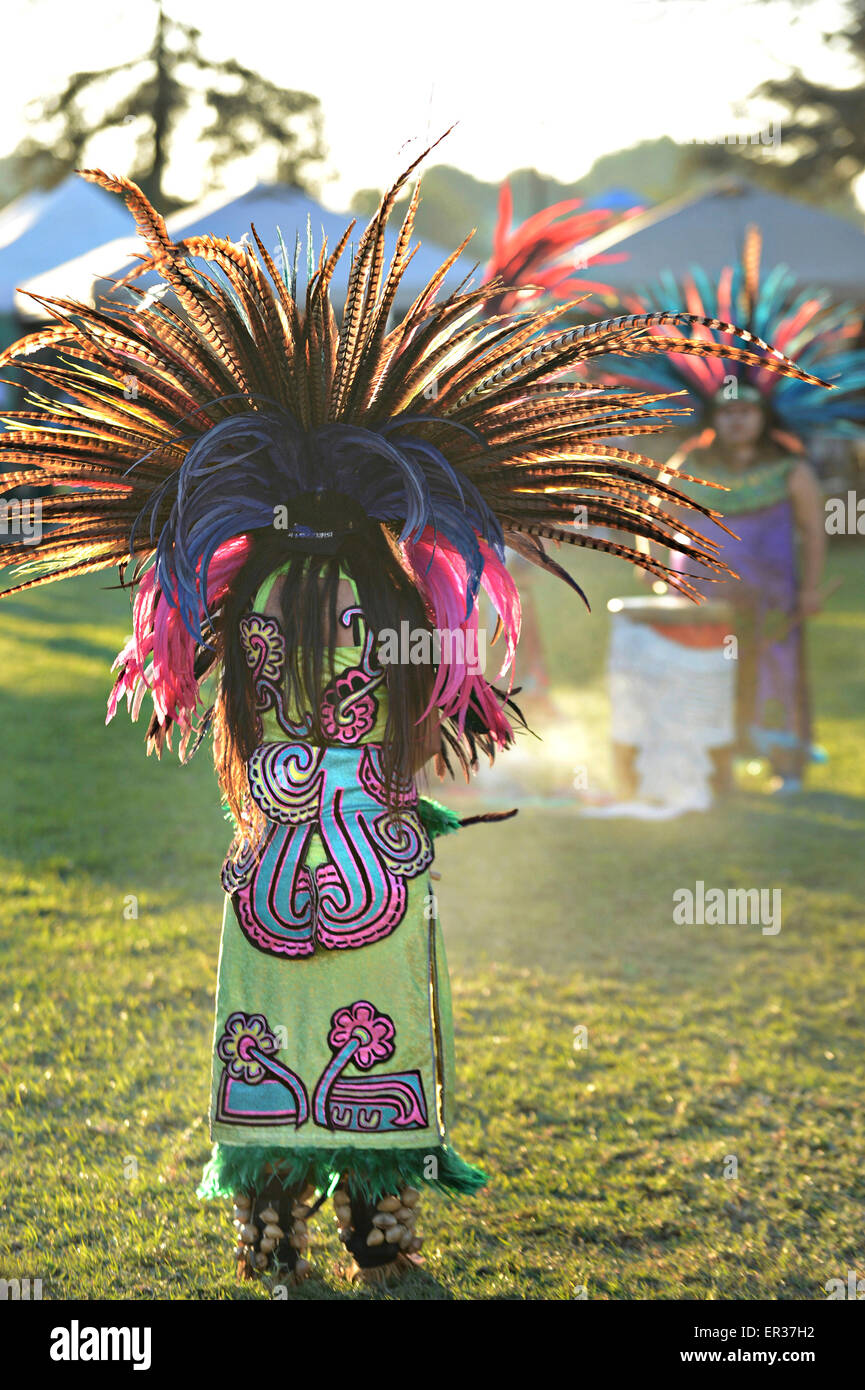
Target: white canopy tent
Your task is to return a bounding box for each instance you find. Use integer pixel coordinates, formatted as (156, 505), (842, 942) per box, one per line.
(0, 177), (136, 412)
(0, 176), (133, 315)
(15, 181), (477, 322)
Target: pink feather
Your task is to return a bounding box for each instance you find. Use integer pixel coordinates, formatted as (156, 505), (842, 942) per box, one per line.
(405, 529), (521, 745)
(107, 535), (251, 750)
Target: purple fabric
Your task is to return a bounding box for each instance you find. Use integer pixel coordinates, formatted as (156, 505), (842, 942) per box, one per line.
(673, 499), (809, 755)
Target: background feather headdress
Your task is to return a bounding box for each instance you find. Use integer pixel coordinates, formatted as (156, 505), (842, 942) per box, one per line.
(595, 224), (864, 451)
(480, 182), (639, 316)
(0, 139), (833, 759)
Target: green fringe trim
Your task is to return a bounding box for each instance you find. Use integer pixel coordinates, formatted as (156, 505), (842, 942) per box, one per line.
(197, 1142), (488, 1205)
(417, 796), (463, 840)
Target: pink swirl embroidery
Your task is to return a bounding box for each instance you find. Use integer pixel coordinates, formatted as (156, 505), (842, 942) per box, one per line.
(320, 666), (379, 743)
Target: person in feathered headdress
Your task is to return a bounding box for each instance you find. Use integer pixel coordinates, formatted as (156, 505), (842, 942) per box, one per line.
(599, 226), (865, 794)
(0, 140), (829, 1285)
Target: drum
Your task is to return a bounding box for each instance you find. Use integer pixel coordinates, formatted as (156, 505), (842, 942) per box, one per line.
(607, 595), (736, 810)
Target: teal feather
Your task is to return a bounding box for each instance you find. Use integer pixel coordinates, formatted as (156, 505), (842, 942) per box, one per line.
(274, 226), (291, 288)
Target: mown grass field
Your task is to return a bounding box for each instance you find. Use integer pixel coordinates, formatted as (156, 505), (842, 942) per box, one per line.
(1, 540), (863, 1300)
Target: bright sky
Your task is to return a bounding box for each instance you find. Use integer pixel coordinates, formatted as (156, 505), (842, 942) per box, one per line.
(3, 0), (861, 208)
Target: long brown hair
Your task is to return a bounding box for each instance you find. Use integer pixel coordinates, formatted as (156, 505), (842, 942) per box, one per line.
(212, 510), (436, 856)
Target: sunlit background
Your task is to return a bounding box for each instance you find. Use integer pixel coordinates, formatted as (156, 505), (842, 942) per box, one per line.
(1, 0), (863, 212)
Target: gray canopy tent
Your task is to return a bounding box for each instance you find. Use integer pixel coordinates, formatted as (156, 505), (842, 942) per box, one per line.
(578, 176), (865, 303)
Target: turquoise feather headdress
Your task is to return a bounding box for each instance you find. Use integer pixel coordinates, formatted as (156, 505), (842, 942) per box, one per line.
(599, 225), (865, 447)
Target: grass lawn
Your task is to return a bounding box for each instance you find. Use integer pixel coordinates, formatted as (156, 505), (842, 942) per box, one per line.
(1, 540), (863, 1300)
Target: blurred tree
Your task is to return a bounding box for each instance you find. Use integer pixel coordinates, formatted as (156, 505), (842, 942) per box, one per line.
(375, 124), (863, 265)
(740, 0), (865, 201)
(9, 0), (326, 209)
(348, 188), (382, 218)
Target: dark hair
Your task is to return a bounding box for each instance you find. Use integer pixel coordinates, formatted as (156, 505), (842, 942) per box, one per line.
(704, 393), (788, 465)
(212, 502), (436, 856)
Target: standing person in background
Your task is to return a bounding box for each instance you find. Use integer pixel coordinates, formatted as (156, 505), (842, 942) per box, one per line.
(601, 226), (865, 794)
(669, 387), (825, 792)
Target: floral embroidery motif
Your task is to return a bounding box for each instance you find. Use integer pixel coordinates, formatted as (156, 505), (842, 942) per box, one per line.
(214, 1004), (428, 1134)
(314, 1001), (428, 1132)
(217, 1011), (280, 1082)
(214, 1011), (309, 1128)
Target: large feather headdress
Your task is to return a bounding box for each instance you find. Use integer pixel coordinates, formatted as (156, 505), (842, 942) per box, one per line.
(0, 139), (832, 759)
(597, 224), (864, 451)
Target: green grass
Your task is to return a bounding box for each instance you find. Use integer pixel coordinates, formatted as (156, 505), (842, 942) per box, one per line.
(1, 542), (864, 1300)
